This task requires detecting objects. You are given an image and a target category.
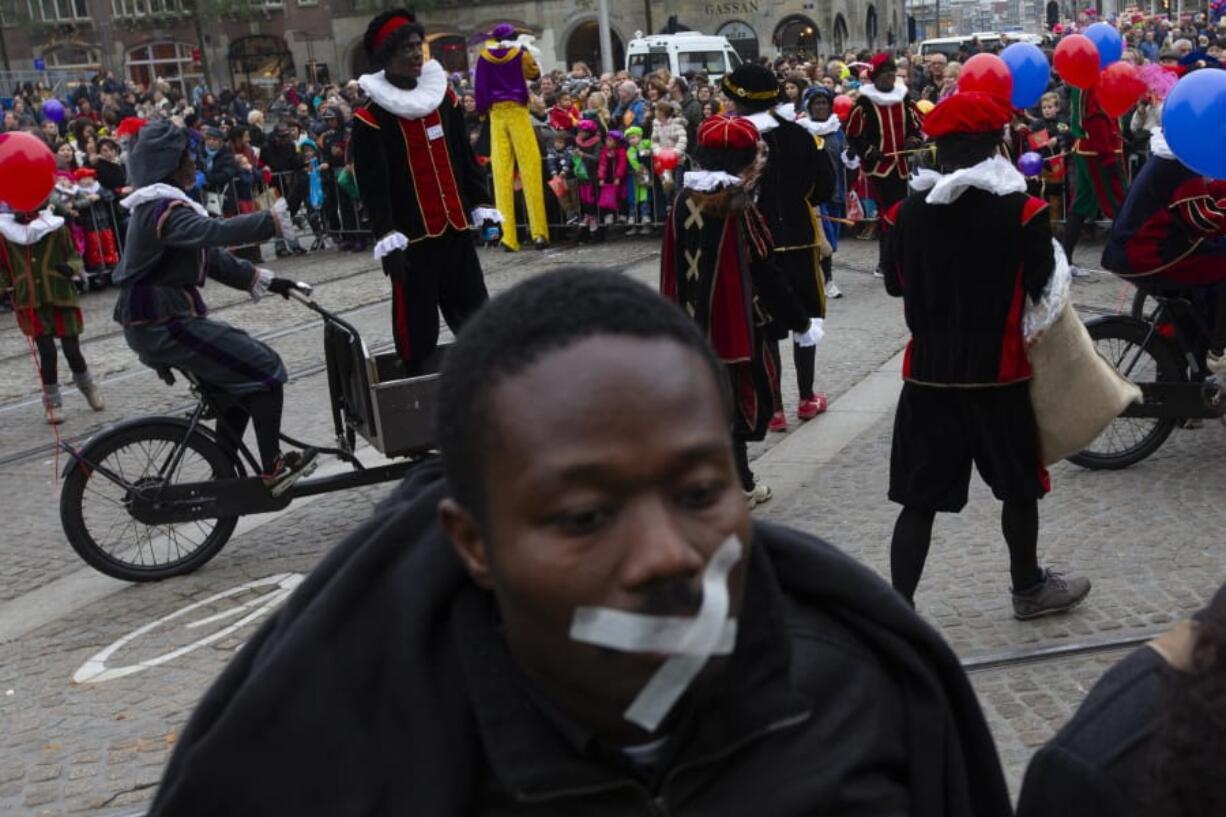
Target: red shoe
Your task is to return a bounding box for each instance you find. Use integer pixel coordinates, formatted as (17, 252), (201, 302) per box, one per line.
(768, 410), (788, 432)
(797, 394), (828, 421)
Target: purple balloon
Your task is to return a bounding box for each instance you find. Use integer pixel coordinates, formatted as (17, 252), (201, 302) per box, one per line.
(1018, 151), (1044, 177)
(41, 98), (64, 123)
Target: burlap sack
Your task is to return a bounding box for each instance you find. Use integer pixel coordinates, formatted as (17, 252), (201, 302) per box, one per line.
(1028, 302), (1143, 464)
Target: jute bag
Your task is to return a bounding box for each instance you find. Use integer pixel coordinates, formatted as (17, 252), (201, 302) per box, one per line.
(1027, 300), (1142, 464)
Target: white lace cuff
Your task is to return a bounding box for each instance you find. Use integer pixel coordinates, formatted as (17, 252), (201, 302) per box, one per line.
(271, 197), (294, 237)
(251, 267), (274, 302)
(794, 318), (825, 348)
(470, 207), (503, 225)
(373, 231), (409, 261)
(841, 150), (861, 170)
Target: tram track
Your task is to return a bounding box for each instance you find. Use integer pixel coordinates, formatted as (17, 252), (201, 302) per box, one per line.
(0, 245), (666, 469)
(0, 301), (395, 470)
(961, 629), (1156, 673)
(0, 263), (383, 369)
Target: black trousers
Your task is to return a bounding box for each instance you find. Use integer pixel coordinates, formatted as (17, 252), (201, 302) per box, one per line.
(873, 175), (909, 271)
(35, 335), (87, 385)
(390, 229), (489, 374)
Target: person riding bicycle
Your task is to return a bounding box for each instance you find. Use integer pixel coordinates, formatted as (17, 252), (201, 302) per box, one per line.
(1101, 127), (1226, 374)
(112, 119), (317, 495)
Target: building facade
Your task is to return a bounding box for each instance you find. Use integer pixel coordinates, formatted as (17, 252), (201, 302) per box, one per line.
(0, 0), (907, 98)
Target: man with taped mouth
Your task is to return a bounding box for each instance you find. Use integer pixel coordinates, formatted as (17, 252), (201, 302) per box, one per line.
(145, 271), (1011, 817)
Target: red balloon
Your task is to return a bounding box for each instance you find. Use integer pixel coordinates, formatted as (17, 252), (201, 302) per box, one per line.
(833, 94), (854, 122)
(0, 132), (56, 212)
(1054, 34), (1101, 89)
(653, 147), (679, 176)
(1098, 61), (1147, 117)
(958, 53), (1013, 102)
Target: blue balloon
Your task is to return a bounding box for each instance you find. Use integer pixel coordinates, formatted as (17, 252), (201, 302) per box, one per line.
(1162, 69), (1226, 179)
(1001, 42), (1049, 109)
(41, 97), (64, 123)
(1084, 22), (1123, 69)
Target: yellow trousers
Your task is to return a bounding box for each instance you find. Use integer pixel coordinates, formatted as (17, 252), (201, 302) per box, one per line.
(490, 101), (549, 250)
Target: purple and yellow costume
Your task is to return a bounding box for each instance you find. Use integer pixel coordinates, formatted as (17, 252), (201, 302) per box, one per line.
(473, 24), (549, 250)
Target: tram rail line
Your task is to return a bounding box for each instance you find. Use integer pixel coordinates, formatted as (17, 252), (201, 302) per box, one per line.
(962, 629), (1156, 673)
(0, 303), (395, 470)
(0, 264), (382, 368)
(0, 247), (666, 467)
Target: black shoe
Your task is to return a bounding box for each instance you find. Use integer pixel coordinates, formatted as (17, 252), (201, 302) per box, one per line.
(534, 237), (549, 251)
(276, 249), (292, 259)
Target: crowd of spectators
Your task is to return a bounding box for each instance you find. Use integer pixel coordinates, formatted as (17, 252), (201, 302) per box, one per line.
(2, 7), (1222, 275)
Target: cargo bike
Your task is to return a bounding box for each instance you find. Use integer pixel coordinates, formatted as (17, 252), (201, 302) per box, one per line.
(59, 288), (445, 581)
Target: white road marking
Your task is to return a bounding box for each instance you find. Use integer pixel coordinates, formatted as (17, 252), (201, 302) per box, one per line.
(71, 573), (303, 684)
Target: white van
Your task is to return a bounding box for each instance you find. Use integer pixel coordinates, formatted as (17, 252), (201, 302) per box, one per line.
(625, 32), (742, 82)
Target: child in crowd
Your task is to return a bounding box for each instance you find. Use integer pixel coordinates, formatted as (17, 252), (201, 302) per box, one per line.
(300, 140), (328, 250)
(597, 129), (627, 226)
(573, 118), (603, 241)
(545, 130), (578, 224)
(1026, 91), (1070, 226)
(623, 126), (654, 235)
(547, 91), (579, 132)
(51, 171), (89, 270)
(72, 168), (119, 284)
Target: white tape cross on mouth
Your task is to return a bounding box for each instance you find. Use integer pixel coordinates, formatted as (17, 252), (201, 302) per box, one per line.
(569, 535), (742, 732)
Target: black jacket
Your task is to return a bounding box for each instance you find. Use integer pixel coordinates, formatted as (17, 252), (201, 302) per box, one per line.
(883, 187), (1054, 386)
(146, 459), (1011, 817)
(1016, 647), (1169, 817)
(756, 114), (832, 251)
(351, 89), (491, 243)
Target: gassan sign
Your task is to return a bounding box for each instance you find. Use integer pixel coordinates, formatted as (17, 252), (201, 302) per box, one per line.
(704, 1), (760, 14)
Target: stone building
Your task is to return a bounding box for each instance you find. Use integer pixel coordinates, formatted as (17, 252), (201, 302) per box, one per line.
(0, 0), (906, 98)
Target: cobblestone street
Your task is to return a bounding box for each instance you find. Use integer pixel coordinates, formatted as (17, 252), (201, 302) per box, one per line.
(0, 233), (1220, 814)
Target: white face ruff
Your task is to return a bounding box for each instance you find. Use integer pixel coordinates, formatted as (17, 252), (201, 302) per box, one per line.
(568, 535), (742, 732)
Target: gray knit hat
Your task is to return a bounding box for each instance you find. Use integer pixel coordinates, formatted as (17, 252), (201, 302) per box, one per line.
(128, 119), (189, 187)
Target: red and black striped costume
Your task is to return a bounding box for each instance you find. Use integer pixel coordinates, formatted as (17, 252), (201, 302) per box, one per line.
(351, 85), (491, 373)
(660, 188), (807, 442)
(1102, 156), (1226, 288)
(882, 188), (1055, 510)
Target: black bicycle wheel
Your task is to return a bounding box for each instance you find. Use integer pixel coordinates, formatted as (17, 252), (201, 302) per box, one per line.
(60, 421), (241, 581)
(1067, 317), (1183, 470)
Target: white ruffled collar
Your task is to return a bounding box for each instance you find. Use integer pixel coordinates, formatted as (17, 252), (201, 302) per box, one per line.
(358, 61), (447, 121)
(799, 114), (842, 136)
(683, 170), (744, 192)
(773, 102), (797, 121)
(909, 155), (1027, 205)
(743, 110), (779, 134)
(857, 80), (909, 107)
(120, 183), (210, 218)
(0, 209), (64, 245)
(1149, 127), (1176, 161)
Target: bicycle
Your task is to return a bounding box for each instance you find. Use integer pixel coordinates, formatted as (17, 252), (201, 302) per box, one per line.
(1072, 287), (1224, 469)
(59, 288), (443, 581)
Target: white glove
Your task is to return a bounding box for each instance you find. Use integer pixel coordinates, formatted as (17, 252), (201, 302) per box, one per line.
(470, 207), (503, 225)
(794, 318), (825, 348)
(841, 149), (861, 170)
(270, 197), (294, 238)
(372, 231), (409, 261)
(250, 267), (274, 302)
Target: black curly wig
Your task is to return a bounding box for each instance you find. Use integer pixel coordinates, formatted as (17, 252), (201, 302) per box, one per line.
(363, 9), (426, 68)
